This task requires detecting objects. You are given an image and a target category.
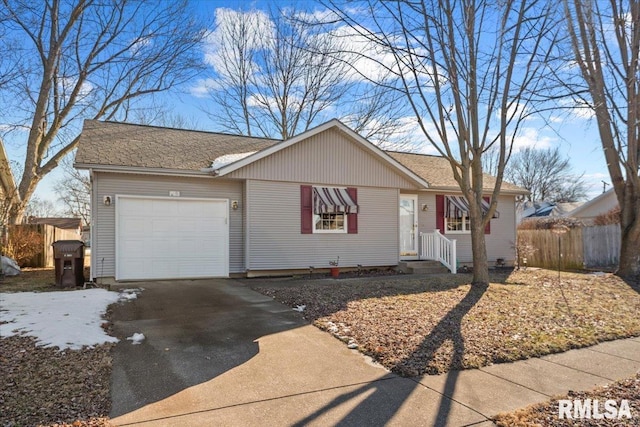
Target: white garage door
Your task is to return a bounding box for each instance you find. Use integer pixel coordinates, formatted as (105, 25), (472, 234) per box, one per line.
(116, 196), (228, 280)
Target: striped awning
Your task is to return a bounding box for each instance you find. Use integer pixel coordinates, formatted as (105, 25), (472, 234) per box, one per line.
(313, 187), (359, 214)
(446, 196), (499, 218)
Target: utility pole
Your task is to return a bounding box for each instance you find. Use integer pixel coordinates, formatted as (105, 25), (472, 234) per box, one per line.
(602, 181), (609, 193)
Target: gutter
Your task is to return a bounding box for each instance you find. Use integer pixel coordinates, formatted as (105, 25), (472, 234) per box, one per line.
(74, 163), (215, 178)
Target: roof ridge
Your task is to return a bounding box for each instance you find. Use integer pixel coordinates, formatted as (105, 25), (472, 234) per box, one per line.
(86, 119), (282, 142)
(385, 150), (444, 159)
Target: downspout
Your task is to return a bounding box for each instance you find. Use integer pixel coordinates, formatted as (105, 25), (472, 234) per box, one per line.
(89, 169), (95, 281)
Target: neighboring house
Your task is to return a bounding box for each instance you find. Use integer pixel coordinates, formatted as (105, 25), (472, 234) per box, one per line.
(74, 119), (527, 282)
(566, 188), (618, 225)
(517, 201), (584, 223)
(28, 217), (83, 236)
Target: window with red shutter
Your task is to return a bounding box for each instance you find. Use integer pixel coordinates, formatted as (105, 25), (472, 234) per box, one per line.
(300, 185), (313, 234)
(347, 187), (358, 234)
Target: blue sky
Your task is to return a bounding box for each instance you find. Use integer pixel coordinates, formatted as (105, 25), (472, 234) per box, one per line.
(15, 0), (612, 207)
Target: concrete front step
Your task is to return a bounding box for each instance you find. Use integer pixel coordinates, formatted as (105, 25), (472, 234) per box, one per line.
(397, 260), (450, 274)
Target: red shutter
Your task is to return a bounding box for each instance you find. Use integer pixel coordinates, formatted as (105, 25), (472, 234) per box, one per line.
(436, 194), (445, 233)
(347, 187), (358, 234)
(301, 185), (313, 234)
(483, 196), (491, 235)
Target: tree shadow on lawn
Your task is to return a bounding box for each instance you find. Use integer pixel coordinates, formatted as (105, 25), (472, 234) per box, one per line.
(249, 270), (511, 322)
(290, 282), (489, 427)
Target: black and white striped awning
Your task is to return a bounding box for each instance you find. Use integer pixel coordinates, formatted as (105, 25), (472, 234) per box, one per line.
(446, 196), (499, 218)
(313, 187), (358, 214)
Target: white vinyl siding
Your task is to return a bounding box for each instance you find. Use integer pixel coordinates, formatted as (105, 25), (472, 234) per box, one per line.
(246, 180), (399, 270)
(92, 172), (243, 279)
(417, 192), (517, 264)
(227, 128), (418, 190)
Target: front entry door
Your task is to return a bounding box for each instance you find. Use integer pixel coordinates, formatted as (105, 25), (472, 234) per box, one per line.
(400, 194), (419, 259)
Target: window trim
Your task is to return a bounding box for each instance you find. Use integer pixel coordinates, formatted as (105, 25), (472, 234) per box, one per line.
(444, 212), (471, 234)
(311, 185), (351, 234)
(313, 211), (348, 234)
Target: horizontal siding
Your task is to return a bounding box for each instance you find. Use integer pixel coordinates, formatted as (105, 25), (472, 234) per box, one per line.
(228, 128), (418, 189)
(417, 192), (516, 264)
(93, 172), (243, 278)
(247, 180), (399, 270)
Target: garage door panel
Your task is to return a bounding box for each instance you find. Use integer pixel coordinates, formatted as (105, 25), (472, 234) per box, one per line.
(116, 197), (229, 280)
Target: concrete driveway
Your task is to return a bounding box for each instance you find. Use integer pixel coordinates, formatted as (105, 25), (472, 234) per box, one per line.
(108, 279), (491, 426)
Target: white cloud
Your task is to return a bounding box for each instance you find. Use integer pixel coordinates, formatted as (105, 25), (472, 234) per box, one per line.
(190, 78), (221, 98)
(129, 35), (153, 56)
(511, 127), (555, 151)
(323, 25), (436, 86)
(558, 98), (595, 121)
(203, 8), (274, 74)
(497, 102), (532, 121)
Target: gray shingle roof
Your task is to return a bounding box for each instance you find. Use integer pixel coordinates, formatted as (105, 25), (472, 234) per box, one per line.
(75, 120), (279, 171)
(387, 151), (526, 193)
(75, 120), (526, 193)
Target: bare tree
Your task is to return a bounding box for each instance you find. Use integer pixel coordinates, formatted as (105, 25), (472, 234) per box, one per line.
(0, 0), (204, 224)
(506, 147), (588, 202)
(563, 0), (640, 277)
(204, 7), (402, 140)
(326, 0), (557, 285)
(24, 196), (60, 219)
(54, 157), (90, 225)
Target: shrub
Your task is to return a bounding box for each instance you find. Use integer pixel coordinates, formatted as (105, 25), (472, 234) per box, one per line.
(3, 226), (43, 266)
(593, 207), (620, 225)
(517, 216), (584, 230)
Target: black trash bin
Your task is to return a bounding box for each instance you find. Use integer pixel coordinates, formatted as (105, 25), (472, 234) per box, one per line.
(52, 240), (85, 287)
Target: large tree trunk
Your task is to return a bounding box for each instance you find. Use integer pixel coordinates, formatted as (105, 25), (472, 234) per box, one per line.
(618, 223), (640, 277)
(618, 188), (640, 277)
(469, 205), (490, 286)
(8, 181), (39, 224)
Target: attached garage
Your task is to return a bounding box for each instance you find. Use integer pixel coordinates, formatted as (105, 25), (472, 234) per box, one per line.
(115, 196), (229, 280)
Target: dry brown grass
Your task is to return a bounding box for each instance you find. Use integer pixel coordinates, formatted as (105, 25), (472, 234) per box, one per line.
(0, 267), (90, 293)
(255, 268), (640, 376)
(494, 372), (640, 426)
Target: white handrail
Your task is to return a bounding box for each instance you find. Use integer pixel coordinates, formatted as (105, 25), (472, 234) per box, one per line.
(419, 229), (457, 274)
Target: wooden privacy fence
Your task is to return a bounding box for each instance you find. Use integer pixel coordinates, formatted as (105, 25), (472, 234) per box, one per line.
(9, 224), (83, 268)
(517, 224), (620, 270)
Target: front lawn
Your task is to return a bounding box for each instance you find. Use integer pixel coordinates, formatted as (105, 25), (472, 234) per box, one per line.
(255, 269), (640, 376)
(0, 268), (60, 292)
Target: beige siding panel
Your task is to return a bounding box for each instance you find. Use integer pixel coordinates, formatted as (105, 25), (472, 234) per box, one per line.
(93, 172), (244, 277)
(246, 180), (399, 270)
(417, 193), (517, 264)
(228, 128), (417, 189)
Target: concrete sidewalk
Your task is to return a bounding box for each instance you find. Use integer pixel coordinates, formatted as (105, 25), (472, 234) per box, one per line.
(112, 320), (640, 427)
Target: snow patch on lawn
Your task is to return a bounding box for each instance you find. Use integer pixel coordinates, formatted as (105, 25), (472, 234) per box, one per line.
(0, 289), (121, 350)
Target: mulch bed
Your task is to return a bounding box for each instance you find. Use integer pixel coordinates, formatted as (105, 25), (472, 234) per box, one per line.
(0, 337), (113, 427)
(493, 372), (640, 426)
(255, 269), (640, 376)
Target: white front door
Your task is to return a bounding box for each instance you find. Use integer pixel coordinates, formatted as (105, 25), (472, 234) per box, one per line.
(400, 194), (419, 259)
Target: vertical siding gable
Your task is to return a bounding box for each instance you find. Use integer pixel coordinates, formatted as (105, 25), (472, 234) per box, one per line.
(227, 128), (418, 189)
